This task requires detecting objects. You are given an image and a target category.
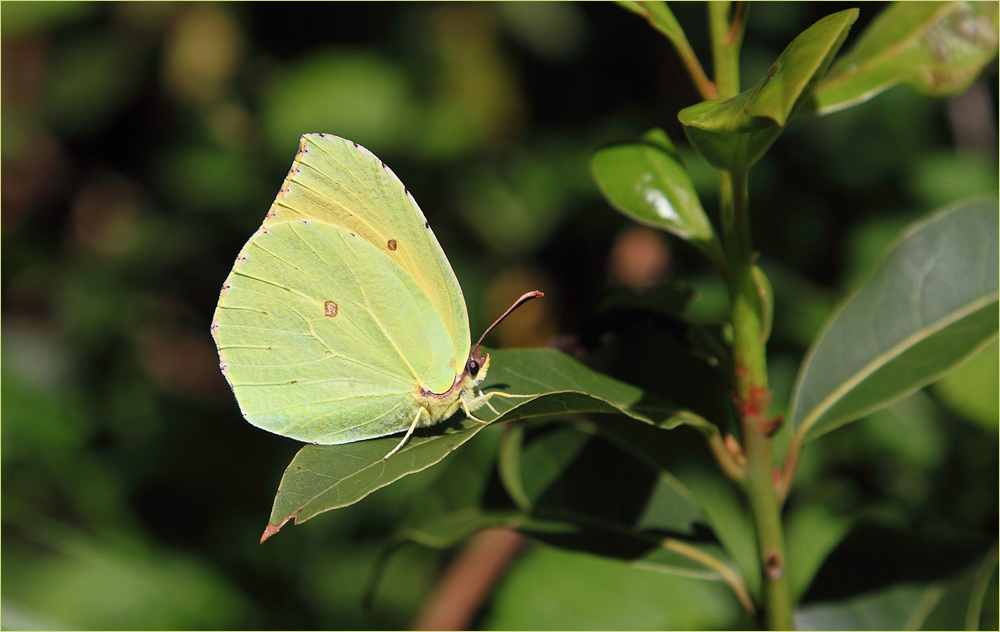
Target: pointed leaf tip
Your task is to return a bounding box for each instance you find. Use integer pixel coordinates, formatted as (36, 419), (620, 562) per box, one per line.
(260, 515), (293, 544)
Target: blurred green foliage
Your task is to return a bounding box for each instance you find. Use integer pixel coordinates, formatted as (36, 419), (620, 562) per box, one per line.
(1, 1), (996, 629)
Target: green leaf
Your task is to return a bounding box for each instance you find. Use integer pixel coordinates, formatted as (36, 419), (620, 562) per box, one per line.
(921, 544), (998, 631)
(679, 9), (858, 171)
(490, 418), (754, 608)
(264, 348), (704, 536)
(784, 503), (854, 602)
(386, 426), (572, 555)
(932, 339), (999, 431)
(794, 545), (999, 630)
(617, 1), (687, 47)
(515, 421), (706, 535)
(393, 428), (515, 549)
(591, 128), (725, 269)
(808, 2), (1000, 117)
(669, 462), (761, 602)
(388, 413), (753, 608)
(497, 422), (532, 512)
(496, 419), (754, 610)
(264, 418), (490, 540)
(790, 197), (999, 444)
(483, 543), (751, 630)
(753, 264), (774, 343)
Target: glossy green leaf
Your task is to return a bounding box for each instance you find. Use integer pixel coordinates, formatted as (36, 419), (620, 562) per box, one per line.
(679, 9), (858, 171)
(808, 2), (1000, 116)
(790, 198), (999, 443)
(591, 128), (725, 268)
(264, 348), (704, 536)
(795, 545), (999, 630)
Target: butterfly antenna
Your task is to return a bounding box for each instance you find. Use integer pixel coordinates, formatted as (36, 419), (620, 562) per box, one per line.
(474, 290), (544, 350)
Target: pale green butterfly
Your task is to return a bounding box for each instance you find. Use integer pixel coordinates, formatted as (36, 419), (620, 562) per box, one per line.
(211, 133), (541, 458)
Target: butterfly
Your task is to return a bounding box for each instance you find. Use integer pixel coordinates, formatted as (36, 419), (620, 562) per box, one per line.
(211, 134), (541, 458)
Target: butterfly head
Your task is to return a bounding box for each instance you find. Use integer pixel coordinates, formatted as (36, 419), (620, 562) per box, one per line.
(466, 347), (490, 385)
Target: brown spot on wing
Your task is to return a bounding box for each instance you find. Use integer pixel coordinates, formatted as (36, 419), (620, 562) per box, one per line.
(387, 238), (397, 251)
(324, 300), (338, 317)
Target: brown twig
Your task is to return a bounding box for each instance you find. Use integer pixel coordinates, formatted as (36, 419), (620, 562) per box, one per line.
(411, 528), (527, 631)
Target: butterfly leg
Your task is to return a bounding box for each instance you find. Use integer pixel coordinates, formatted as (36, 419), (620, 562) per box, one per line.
(461, 396), (492, 425)
(383, 408), (425, 460)
(478, 388), (501, 415)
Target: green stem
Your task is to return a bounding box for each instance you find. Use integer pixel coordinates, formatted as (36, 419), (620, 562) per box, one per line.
(720, 165), (793, 630)
(707, 1), (742, 99)
(708, 4), (793, 627)
(708, 6), (793, 627)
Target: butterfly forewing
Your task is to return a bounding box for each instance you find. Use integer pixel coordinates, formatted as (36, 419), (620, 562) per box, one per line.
(264, 134), (470, 372)
(213, 220), (459, 444)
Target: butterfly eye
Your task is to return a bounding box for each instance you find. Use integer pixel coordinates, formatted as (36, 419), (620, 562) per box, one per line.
(468, 358), (480, 377)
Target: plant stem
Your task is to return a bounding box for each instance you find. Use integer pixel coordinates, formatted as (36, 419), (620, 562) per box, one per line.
(708, 1), (742, 99)
(720, 164), (793, 631)
(721, 168), (794, 630)
(709, 9), (793, 623)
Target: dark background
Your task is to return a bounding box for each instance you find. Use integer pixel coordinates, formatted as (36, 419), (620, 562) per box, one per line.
(2, 2), (997, 629)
